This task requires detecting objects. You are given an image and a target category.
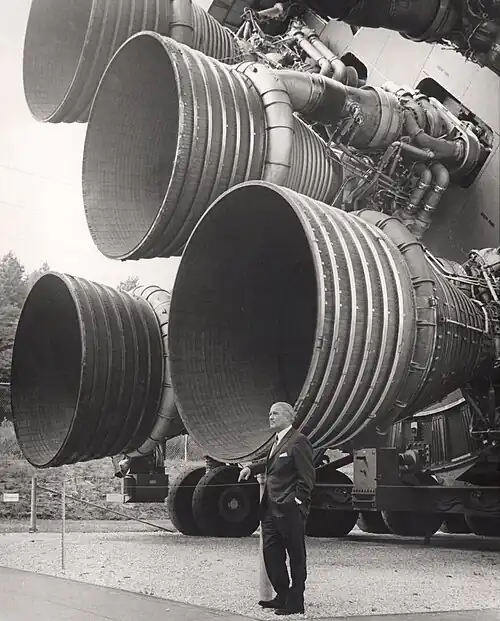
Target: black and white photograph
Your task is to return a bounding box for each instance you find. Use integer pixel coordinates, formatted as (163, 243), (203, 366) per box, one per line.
(1, 1), (499, 620)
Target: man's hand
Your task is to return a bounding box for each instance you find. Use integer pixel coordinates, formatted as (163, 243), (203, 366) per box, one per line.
(238, 466), (252, 482)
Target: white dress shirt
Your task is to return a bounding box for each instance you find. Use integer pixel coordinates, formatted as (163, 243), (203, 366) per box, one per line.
(275, 425), (292, 447)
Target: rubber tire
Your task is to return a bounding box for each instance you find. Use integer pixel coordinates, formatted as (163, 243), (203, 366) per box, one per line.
(465, 515), (500, 537)
(357, 511), (390, 534)
(382, 510), (444, 537)
(382, 472), (443, 538)
(166, 466), (206, 535)
(192, 465), (260, 537)
(441, 515), (472, 534)
(306, 466), (358, 537)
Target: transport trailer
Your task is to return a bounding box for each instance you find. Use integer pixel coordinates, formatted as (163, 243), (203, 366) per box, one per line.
(112, 389), (500, 539)
(9, 0), (500, 542)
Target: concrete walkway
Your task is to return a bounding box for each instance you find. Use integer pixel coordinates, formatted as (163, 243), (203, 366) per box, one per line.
(1, 567), (499, 621)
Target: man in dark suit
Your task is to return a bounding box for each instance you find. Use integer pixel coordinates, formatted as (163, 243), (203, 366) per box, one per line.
(238, 402), (315, 615)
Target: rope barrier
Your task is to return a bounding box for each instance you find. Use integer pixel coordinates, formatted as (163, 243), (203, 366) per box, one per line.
(36, 484), (176, 533)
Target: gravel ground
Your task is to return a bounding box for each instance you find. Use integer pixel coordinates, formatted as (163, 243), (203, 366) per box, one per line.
(1, 522), (499, 618)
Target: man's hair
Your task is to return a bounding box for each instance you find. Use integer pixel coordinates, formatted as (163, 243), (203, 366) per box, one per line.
(270, 401), (296, 421)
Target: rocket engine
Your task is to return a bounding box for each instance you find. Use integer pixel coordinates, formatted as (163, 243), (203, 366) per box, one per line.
(11, 0), (500, 477)
(298, 0), (500, 77)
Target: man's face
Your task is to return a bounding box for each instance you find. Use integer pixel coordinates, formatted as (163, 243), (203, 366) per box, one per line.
(269, 408), (291, 431)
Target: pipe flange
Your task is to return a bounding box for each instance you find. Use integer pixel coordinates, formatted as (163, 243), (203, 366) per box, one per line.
(455, 130), (482, 176)
(364, 87), (403, 149)
(404, 0), (455, 42)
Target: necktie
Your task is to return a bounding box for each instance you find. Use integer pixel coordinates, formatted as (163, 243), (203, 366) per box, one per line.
(270, 435), (280, 456)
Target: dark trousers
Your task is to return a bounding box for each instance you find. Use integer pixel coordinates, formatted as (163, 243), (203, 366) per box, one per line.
(261, 503), (307, 607)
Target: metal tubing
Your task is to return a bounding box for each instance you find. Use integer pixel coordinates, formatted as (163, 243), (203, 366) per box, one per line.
(22, 0), (241, 123)
(276, 72), (403, 149)
(404, 110), (462, 162)
(10, 272), (165, 467)
(236, 62), (294, 186)
(293, 30), (334, 76)
(83, 35), (342, 259)
(167, 181), (495, 462)
(304, 30), (348, 83)
(273, 70), (349, 123)
(415, 96), (451, 137)
(126, 286), (185, 458)
(398, 162), (433, 225)
(170, 0), (195, 46)
(409, 162), (450, 239)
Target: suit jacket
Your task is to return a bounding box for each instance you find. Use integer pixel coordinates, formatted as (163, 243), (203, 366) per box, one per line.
(250, 428), (315, 518)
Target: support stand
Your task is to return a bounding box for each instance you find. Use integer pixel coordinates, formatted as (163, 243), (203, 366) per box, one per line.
(29, 476), (37, 533)
(61, 479), (66, 572)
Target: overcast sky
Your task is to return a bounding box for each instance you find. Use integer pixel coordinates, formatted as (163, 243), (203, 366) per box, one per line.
(0, 0), (180, 290)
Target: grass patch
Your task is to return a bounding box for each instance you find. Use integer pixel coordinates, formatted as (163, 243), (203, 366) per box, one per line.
(0, 422), (203, 521)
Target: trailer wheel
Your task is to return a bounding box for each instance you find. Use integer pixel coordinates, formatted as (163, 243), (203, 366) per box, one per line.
(465, 515), (500, 537)
(192, 465), (260, 537)
(382, 472), (443, 538)
(166, 466), (206, 535)
(306, 467), (358, 537)
(357, 511), (390, 534)
(382, 511), (443, 537)
(441, 515), (471, 534)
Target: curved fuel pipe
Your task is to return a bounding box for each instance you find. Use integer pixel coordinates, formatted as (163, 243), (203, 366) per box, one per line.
(396, 162), (433, 226)
(408, 162), (450, 239)
(83, 35), (342, 260)
(169, 0), (195, 46)
(126, 286), (185, 458)
(404, 110), (464, 163)
(344, 66), (360, 87)
(304, 28), (348, 83)
(272, 70), (403, 149)
(22, 0), (241, 123)
(414, 94), (453, 138)
(291, 28), (334, 76)
(10, 273), (178, 467)
(291, 25), (348, 82)
(167, 181), (495, 462)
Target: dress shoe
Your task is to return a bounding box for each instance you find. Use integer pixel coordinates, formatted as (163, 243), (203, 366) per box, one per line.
(258, 595), (287, 609)
(274, 606), (305, 615)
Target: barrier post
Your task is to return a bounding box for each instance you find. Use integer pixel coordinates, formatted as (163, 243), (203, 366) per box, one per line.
(61, 479), (66, 571)
(256, 473), (273, 602)
(29, 475), (37, 533)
